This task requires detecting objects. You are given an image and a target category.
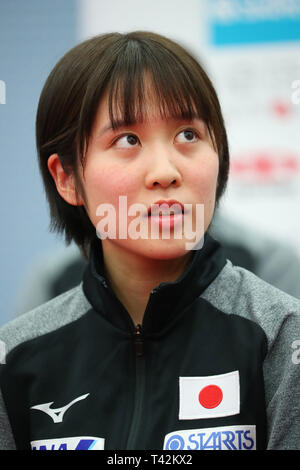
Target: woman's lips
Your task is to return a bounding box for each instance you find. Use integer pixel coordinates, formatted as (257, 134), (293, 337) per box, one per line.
(146, 200), (187, 229)
(147, 200), (185, 215)
(148, 212), (184, 229)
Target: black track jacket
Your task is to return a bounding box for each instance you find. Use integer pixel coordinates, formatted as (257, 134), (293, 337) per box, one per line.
(0, 235), (300, 450)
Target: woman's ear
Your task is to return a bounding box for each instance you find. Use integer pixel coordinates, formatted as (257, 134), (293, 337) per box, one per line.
(47, 154), (83, 206)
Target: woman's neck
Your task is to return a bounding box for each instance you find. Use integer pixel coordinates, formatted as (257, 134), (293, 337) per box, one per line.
(101, 241), (192, 326)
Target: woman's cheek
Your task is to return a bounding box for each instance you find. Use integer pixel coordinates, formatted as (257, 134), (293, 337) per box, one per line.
(83, 166), (140, 226)
(190, 166), (219, 199)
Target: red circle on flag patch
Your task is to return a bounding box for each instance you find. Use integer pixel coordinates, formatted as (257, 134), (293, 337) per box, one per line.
(198, 385), (223, 409)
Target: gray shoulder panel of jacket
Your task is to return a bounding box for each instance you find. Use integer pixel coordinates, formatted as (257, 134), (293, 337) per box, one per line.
(0, 283), (91, 450)
(0, 283), (91, 359)
(0, 389), (16, 450)
(202, 260), (300, 450)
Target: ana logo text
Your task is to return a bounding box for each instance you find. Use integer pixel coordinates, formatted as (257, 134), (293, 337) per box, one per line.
(31, 436), (105, 450)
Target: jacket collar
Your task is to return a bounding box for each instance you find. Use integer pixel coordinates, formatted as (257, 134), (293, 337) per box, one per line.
(82, 234), (226, 335)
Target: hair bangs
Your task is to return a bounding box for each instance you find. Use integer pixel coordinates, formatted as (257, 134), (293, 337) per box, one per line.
(106, 39), (205, 131)
(79, 36), (218, 168)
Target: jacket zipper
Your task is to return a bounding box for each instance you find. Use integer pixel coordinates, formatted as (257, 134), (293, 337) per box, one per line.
(125, 324), (146, 450)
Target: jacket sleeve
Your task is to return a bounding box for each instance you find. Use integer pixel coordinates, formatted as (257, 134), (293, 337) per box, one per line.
(263, 310), (300, 449)
(0, 332), (17, 449)
(0, 388), (16, 450)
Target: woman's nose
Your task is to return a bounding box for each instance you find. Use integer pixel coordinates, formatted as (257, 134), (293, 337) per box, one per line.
(144, 149), (182, 189)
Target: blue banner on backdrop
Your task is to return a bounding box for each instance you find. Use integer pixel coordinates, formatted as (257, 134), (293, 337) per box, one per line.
(208, 0), (300, 46)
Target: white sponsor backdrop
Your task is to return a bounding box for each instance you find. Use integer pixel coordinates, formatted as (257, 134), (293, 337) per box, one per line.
(78, 0), (300, 255)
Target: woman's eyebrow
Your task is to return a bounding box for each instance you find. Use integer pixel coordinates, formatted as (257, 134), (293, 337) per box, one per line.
(96, 119), (136, 138)
(96, 116), (205, 138)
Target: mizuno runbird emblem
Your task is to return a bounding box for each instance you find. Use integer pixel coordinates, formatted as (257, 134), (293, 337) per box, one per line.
(30, 393), (90, 423)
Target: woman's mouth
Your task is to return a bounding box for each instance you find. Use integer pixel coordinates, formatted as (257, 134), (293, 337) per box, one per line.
(147, 200), (186, 229)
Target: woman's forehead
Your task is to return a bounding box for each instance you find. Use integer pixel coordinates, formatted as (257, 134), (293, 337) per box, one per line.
(94, 86), (200, 131)
(93, 95), (201, 138)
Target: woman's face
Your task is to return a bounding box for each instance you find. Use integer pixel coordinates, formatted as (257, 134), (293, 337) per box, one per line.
(78, 91), (219, 261)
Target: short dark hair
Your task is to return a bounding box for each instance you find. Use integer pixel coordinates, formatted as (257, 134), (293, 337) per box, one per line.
(36, 31), (230, 257)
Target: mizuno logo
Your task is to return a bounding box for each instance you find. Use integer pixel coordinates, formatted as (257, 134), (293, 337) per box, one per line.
(30, 393), (90, 423)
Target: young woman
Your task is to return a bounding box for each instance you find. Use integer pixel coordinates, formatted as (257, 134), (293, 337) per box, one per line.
(0, 31), (299, 451)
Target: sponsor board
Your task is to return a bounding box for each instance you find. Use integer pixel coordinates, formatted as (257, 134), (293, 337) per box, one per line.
(207, 0), (300, 46)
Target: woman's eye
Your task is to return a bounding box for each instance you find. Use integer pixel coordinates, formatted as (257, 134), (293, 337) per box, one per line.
(176, 129), (199, 143)
(114, 134), (139, 148)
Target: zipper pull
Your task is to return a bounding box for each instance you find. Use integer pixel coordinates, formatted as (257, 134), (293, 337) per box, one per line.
(134, 324), (144, 357)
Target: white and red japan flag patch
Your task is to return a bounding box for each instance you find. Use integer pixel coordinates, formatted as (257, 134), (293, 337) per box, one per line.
(179, 370), (240, 420)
